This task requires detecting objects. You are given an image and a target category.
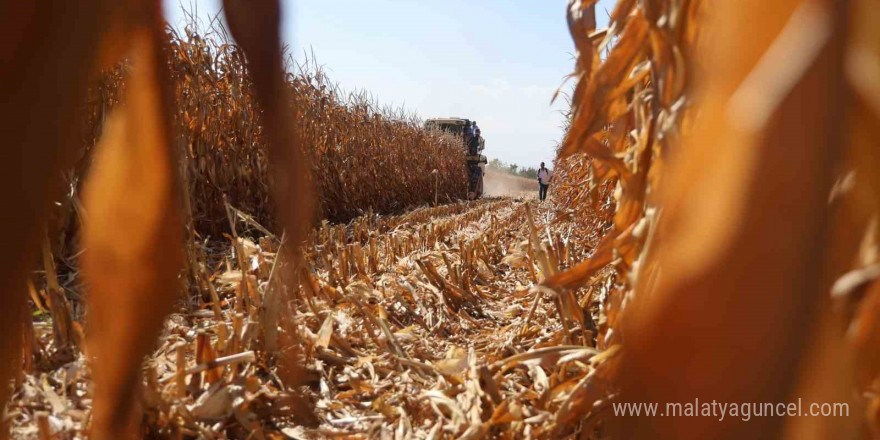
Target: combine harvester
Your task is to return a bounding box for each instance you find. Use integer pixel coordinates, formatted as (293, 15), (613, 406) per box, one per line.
(424, 117), (488, 200)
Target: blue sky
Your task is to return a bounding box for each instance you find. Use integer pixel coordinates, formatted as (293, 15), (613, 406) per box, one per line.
(165, 0), (615, 168)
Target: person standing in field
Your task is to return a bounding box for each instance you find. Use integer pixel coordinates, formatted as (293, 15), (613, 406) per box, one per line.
(538, 162), (552, 201)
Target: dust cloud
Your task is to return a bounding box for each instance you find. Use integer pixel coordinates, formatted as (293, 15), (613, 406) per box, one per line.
(483, 168), (539, 198)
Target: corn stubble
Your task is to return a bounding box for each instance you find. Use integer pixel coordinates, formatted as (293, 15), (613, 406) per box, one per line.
(5, 0), (880, 439)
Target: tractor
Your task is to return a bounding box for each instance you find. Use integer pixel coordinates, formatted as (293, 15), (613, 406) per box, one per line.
(424, 117), (487, 200)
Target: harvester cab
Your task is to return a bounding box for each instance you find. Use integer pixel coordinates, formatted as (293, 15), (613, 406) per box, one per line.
(424, 117), (487, 200)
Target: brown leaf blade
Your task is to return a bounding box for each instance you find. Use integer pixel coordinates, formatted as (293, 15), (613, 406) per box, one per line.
(82, 28), (183, 440)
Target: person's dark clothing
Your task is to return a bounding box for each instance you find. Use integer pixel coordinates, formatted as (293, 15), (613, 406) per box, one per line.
(539, 183), (549, 201)
(468, 136), (479, 155)
(538, 166), (552, 201)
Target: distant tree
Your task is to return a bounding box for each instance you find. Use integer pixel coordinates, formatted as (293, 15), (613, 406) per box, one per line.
(486, 159), (541, 179)
(488, 158), (505, 169)
(519, 167), (538, 179)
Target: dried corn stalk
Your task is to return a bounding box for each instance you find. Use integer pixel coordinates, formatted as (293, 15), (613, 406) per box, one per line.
(552, 0), (880, 438)
(75, 23), (469, 238)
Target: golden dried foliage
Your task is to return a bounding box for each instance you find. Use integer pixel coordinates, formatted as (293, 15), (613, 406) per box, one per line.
(7, 0), (880, 439)
(83, 12), (183, 439)
(2, 1), (470, 438)
(0, 2), (110, 438)
(81, 24), (469, 235)
(549, 0), (880, 438)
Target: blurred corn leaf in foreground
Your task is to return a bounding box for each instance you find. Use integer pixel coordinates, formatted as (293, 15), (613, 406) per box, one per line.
(82, 4), (183, 437)
(551, 0), (880, 438)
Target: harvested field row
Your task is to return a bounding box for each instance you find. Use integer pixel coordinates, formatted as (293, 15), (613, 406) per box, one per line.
(11, 198), (604, 439)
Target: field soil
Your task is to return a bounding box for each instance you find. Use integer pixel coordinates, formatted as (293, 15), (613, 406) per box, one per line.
(10, 196), (601, 439)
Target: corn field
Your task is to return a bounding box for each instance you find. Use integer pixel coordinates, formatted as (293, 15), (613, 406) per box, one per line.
(3, 0), (880, 439)
(66, 26), (467, 240)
